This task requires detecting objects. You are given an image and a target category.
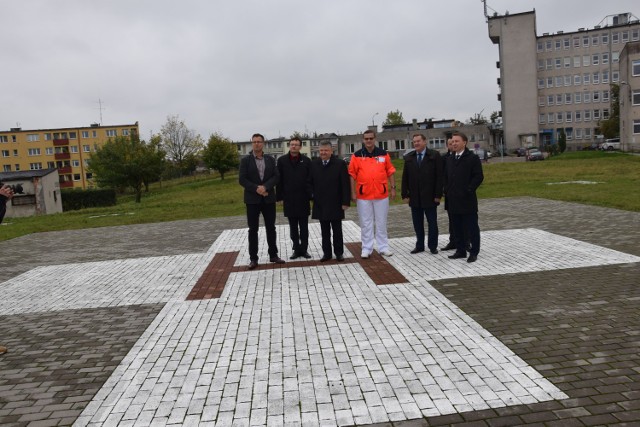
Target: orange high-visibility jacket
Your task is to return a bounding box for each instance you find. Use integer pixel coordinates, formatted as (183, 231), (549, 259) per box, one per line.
(348, 146), (396, 200)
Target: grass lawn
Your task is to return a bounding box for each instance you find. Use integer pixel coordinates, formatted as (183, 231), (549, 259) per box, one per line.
(1, 151), (638, 242)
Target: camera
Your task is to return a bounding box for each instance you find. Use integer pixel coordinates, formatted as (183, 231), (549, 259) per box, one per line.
(0, 182), (24, 195)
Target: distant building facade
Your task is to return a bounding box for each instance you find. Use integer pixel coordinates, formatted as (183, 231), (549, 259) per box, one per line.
(0, 169), (63, 218)
(619, 41), (640, 151)
(0, 122), (140, 189)
(489, 10), (640, 151)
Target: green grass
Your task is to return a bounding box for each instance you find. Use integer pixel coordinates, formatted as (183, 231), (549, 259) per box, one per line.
(1, 152), (638, 242)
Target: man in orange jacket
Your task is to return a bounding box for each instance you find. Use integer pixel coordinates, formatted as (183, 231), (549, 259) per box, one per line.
(348, 129), (396, 258)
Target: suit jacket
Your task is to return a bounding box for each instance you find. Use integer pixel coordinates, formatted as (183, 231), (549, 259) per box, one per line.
(444, 148), (484, 214)
(238, 152), (279, 204)
(401, 148), (443, 209)
(276, 153), (311, 218)
(309, 156), (350, 221)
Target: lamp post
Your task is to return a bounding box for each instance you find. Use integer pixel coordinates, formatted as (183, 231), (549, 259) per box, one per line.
(371, 112), (379, 127)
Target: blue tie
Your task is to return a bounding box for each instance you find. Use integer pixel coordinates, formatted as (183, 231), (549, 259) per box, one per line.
(417, 152), (423, 165)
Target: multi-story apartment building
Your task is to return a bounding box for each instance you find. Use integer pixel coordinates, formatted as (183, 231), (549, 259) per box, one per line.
(489, 10), (640, 151)
(620, 41), (640, 151)
(0, 122), (139, 189)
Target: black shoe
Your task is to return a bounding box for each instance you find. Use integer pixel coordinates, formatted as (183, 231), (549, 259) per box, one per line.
(336, 255), (344, 261)
(448, 252), (466, 259)
(410, 248), (424, 254)
(301, 252), (311, 259)
(441, 243), (456, 251)
(320, 255), (332, 262)
(467, 254), (477, 263)
(289, 253), (300, 260)
(270, 257), (285, 264)
(248, 260), (258, 270)
(430, 249), (439, 254)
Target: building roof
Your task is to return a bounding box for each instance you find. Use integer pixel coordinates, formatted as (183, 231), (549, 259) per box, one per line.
(0, 168), (58, 182)
(0, 122), (139, 134)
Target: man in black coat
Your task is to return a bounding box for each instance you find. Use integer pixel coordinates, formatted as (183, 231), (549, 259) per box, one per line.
(401, 133), (444, 255)
(0, 183), (14, 224)
(239, 133), (285, 270)
(444, 131), (484, 263)
(276, 137), (312, 260)
(309, 141), (351, 262)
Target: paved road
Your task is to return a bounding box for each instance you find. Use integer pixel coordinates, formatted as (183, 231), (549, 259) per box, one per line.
(1, 197), (639, 426)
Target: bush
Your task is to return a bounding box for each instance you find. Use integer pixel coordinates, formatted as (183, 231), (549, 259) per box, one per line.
(61, 189), (117, 211)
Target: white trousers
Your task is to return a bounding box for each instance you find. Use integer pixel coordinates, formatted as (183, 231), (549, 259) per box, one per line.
(357, 198), (390, 254)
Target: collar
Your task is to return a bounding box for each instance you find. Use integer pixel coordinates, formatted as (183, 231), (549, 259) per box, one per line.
(252, 151), (264, 160)
(359, 146), (386, 157)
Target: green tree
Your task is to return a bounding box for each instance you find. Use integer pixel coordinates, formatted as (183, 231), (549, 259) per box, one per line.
(598, 83), (620, 139)
(160, 115), (204, 174)
(467, 112), (489, 125)
(558, 129), (567, 154)
(202, 132), (239, 180)
(88, 134), (165, 203)
(383, 110), (405, 126)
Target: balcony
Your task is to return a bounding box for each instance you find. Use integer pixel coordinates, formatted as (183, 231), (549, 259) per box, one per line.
(53, 139), (69, 146)
(54, 152), (70, 160)
(59, 181), (74, 189)
(57, 166), (72, 174)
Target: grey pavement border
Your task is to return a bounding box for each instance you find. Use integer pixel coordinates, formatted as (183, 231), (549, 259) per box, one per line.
(1, 196), (639, 426)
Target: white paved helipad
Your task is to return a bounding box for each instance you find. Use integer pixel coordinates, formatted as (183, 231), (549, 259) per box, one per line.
(2, 222), (638, 426)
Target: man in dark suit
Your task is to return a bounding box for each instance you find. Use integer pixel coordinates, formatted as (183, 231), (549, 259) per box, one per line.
(276, 137), (312, 260)
(239, 133), (285, 270)
(309, 141), (350, 262)
(444, 131), (484, 263)
(401, 133), (444, 255)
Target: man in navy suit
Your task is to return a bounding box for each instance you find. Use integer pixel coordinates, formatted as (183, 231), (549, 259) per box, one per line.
(239, 133), (285, 269)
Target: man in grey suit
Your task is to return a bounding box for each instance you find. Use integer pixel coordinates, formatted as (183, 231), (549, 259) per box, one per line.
(239, 133), (285, 270)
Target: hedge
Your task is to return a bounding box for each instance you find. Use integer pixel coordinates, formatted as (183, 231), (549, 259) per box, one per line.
(61, 188), (117, 211)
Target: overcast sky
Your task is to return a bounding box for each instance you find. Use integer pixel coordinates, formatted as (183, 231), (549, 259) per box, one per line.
(1, 1), (637, 141)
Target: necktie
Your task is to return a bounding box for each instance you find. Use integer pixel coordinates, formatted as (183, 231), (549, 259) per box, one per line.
(323, 160), (328, 166)
(455, 154), (460, 160)
(417, 152), (423, 165)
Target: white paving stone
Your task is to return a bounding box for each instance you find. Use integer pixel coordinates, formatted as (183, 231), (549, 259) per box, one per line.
(7, 222), (635, 426)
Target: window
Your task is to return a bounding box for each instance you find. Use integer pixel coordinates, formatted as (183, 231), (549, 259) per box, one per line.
(1, 150), (8, 157)
(12, 150), (17, 157)
(582, 55), (590, 67)
(2, 165), (10, 172)
(27, 134), (39, 142)
(555, 76), (563, 87)
(539, 95), (545, 106)
(537, 59), (544, 70)
(633, 29), (639, 41)
(45, 147), (53, 155)
(622, 31), (629, 43)
(564, 57), (571, 68)
(593, 109), (601, 120)
(29, 163), (43, 170)
(584, 92), (591, 103)
(12, 195), (36, 206)
(44, 133), (52, 141)
(583, 73), (590, 85)
(593, 91), (600, 103)
(566, 128), (573, 140)
(602, 53), (609, 64)
(122, 129), (130, 136)
(0, 136), (7, 143)
(575, 92), (582, 103)
(538, 78), (545, 89)
(573, 56), (581, 67)
(592, 54), (599, 65)
(576, 110), (582, 121)
(592, 34), (599, 46)
(14, 164), (20, 171)
(546, 40), (552, 51)
(547, 77), (553, 88)
(81, 131), (89, 138)
(92, 130), (97, 138)
(73, 174), (81, 181)
(547, 95), (554, 106)
(556, 94), (563, 105)
(564, 38), (570, 49)
(573, 37), (580, 48)
(539, 114), (546, 124)
(634, 119), (640, 134)
(106, 129), (117, 137)
(555, 58), (562, 69)
(565, 93), (572, 104)
(582, 35), (589, 47)
(633, 60), (640, 76)
(70, 145), (78, 153)
(603, 108), (609, 119)
(602, 70), (609, 83)
(555, 39), (561, 50)
(86, 172), (93, 180)
(612, 32), (619, 43)
(585, 128), (592, 139)
(83, 145), (91, 152)
(28, 148), (41, 156)
(556, 112), (564, 123)
(593, 72), (600, 84)
(537, 41), (544, 52)
(633, 90), (640, 106)
(566, 111), (573, 123)
(548, 113), (555, 123)
(546, 58), (553, 70)
(47, 161), (55, 169)
(72, 160), (80, 167)
(69, 132), (77, 139)
(612, 70), (619, 83)
(613, 52), (619, 63)
(602, 33), (609, 44)
(584, 110), (592, 121)
(575, 128), (583, 139)
(574, 74), (581, 85)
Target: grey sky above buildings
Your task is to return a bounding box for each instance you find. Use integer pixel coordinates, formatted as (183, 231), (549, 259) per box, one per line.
(1, 0), (637, 141)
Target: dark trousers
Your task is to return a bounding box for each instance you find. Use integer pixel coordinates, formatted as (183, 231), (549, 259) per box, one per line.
(447, 208), (469, 247)
(246, 200), (278, 261)
(451, 212), (480, 256)
(410, 206), (438, 251)
(288, 216), (309, 255)
(320, 219), (344, 258)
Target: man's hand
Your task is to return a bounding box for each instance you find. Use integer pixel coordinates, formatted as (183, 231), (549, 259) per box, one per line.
(0, 185), (14, 199)
(402, 197), (409, 204)
(342, 205), (349, 210)
(256, 185), (267, 196)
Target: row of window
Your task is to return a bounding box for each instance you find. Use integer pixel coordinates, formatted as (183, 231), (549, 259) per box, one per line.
(539, 90), (610, 107)
(0, 128), (132, 143)
(539, 109), (609, 124)
(2, 159), (86, 172)
(537, 29), (640, 52)
(1, 145), (98, 157)
(538, 53), (616, 71)
(538, 70), (618, 88)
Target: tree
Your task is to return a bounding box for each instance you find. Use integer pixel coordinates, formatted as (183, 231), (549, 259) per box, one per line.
(88, 134), (166, 203)
(557, 129), (567, 154)
(598, 83), (620, 139)
(490, 111), (501, 123)
(467, 112), (489, 125)
(202, 133), (239, 180)
(383, 110), (405, 126)
(160, 115), (204, 174)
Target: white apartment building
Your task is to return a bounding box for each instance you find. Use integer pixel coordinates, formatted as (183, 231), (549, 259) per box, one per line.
(489, 10), (640, 151)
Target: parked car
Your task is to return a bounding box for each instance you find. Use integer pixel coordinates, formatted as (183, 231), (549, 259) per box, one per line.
(514, 147), (527, 157)
(526, 149), (544, 161)
(599, 138), (621, 151)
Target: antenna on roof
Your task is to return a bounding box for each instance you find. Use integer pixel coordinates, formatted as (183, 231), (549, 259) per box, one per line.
(96, 99), (106, 125)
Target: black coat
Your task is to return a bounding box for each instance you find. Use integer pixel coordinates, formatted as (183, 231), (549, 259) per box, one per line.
(444, 148), (484, 214)
(401, 149), (444, 209)
(309, 156), (350, 221)
(276, 153), (311, 218)
(238, 152), (279, 204)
